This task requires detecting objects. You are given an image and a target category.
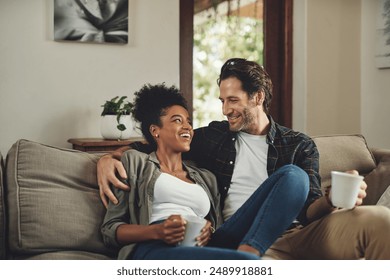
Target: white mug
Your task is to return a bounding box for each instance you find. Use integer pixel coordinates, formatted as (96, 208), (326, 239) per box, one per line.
(331, 171), (363, 209)
(179, 215), (207, 247)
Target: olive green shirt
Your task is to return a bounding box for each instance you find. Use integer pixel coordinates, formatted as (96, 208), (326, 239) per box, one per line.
(101, 150), (222, 259)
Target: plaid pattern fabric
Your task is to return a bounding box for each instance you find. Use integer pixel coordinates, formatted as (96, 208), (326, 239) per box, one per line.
(185, 116), (322, 225)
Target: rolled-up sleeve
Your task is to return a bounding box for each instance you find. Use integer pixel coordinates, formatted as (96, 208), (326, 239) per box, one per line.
(101, 186), (130, 248)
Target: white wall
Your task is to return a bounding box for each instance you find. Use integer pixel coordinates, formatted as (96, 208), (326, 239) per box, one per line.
(292, 0), (308, 133)
(361, 0), (390, 149)
(294, 0), (361, 136)
(1, 0), (389, 157)
(294, 0), (390, 149)
(0, 0), (180, 156)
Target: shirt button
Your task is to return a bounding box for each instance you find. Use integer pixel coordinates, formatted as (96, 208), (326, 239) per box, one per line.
(224, 187), (228, 191)
(232, 137), (235, 141)
(229, 161), (234, 164)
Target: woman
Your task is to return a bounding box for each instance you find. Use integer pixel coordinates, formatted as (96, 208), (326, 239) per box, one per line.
(101, 83), (259, 260)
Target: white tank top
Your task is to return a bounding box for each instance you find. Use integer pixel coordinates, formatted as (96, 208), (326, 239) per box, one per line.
(150, 173), (211, 224)
(223, 132), (269, 220)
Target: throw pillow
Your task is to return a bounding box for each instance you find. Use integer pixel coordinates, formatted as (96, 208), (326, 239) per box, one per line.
(5, 139), (113, 258)
(313, 134), (376, 191)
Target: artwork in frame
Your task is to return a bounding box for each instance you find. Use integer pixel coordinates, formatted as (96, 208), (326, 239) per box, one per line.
(376, 0), (390, 68)
(54, 0), (128, 44)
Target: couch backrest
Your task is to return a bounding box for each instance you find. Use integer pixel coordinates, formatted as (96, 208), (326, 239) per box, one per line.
(362, 148), (390, 205)
(313, 134), (376, 191)
(5, 139), (113, 258)
(0, 152), (6, 259)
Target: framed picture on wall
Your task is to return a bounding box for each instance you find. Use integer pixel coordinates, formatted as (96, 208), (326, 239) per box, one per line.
(54, 0), (128, 44)
(376, 0), (390, 68)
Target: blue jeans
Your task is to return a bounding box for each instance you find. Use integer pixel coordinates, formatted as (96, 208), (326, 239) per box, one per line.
(208, 164), (309, 255)
(132, 240), (260, 260)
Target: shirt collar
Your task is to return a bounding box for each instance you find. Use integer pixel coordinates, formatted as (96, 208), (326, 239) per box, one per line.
(266, 115), (277, 145)
(147, 151), (197, 176)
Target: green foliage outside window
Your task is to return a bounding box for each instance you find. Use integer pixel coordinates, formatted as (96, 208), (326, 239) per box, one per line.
(193, 13), (264, 128)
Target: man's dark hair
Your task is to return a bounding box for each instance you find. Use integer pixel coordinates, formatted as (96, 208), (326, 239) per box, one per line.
(218, 58), (273, 113)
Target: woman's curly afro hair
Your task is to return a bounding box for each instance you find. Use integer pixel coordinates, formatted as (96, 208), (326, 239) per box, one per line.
(132, 83), (188, 149)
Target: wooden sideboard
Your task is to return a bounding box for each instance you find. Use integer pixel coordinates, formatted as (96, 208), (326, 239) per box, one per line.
(68, 137), (145, 153)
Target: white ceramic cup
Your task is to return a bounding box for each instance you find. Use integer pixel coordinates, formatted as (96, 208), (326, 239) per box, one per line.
(179, 215), (207, 247)
(330, 171), (364, 209)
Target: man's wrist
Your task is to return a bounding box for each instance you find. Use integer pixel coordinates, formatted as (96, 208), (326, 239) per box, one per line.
(324, 186), (336, 209)
(112, 146), (130, 160)
(111, 151), (123, 160)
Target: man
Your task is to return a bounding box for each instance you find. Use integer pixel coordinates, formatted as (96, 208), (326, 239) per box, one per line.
(98, 58), (390, 259)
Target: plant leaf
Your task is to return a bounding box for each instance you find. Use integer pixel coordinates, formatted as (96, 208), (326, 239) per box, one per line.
(117, 124), (126, 131)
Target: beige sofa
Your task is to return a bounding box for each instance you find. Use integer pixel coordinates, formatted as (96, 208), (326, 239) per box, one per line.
(0, 135), (389, 259)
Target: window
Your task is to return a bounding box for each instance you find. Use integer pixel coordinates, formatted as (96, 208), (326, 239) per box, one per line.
(180, 0), (292, 127)
(193, 0), (264, 128)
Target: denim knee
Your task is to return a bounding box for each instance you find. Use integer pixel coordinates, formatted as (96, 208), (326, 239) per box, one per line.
(277, 164), (309, 196)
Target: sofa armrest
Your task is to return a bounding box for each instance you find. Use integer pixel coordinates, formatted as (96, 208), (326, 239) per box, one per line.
(370, 148), (390, 164)
(363, 148), (390, 205)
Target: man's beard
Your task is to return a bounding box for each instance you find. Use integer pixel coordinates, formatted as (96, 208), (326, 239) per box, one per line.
(228, 107), (255, 133)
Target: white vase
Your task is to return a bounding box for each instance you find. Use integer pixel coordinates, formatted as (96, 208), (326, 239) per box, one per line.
(100, 115), (135, 140)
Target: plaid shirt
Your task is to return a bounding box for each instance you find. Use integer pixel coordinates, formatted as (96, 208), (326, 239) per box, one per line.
(131, 116), (322, 225)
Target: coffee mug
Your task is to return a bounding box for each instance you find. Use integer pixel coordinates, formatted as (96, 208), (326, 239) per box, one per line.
(330, 171), (363, 209)
(179, 215), (207, 247)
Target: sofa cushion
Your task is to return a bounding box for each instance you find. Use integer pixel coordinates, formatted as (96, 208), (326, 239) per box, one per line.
(15, 250), (112, 260)
(0, 152), (6, 259)
(313, 134), (376, 191)
(364, 148), (390, 205)
(5, 139), (113, 258)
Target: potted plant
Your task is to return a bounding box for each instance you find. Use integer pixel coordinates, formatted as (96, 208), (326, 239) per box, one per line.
(100, 96), (135, 140)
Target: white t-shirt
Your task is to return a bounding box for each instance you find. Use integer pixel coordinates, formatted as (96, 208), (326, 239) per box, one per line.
(150, 173), (211, 223)
(223, 132), (269, 220)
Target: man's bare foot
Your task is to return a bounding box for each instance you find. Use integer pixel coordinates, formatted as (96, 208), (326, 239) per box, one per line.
(237, 244), (260, 256)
